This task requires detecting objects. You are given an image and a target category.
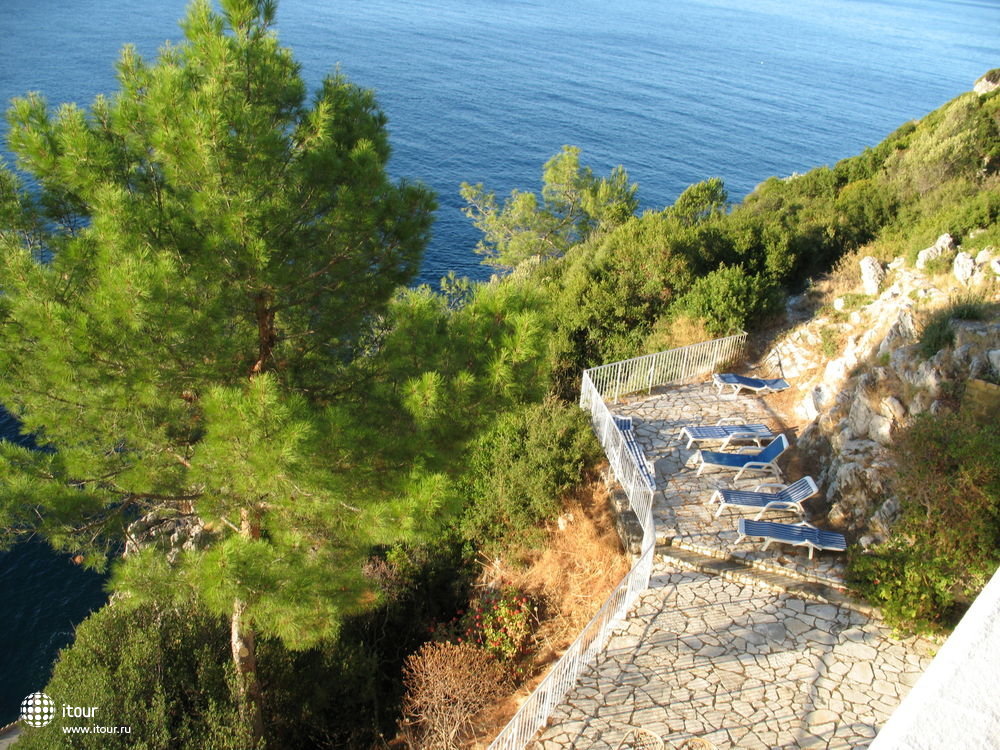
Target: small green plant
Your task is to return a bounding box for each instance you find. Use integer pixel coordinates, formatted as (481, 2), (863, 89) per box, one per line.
(918, 313), (954, 358)
(820, 326), (842, 358)
(921, 255), (954, 276)
(917, 292), (992, 358)
(839, 293), (874, 310)
(948, 290), (989, 320)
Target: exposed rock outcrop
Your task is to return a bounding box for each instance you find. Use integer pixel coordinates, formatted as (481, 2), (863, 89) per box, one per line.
(125, 511), (213, 564)
(768, 242), (999, 543)
(974, 69), (1000, 96)
(860, 256), (886, 296)
(915, 233), (957, 270)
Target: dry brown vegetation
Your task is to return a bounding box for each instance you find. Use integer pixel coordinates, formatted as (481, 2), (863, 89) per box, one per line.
(400, 642), (509, 749)
(460, 473), (630, 748)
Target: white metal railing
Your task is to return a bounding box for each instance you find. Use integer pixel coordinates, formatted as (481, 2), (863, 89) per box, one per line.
(582, 332), (747, 404)
(488, 335), (745, 749)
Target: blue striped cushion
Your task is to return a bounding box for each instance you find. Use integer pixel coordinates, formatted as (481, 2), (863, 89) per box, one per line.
(738, 519), (846, 551)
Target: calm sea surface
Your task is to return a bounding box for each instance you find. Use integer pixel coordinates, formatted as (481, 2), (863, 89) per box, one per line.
(1, 0), (998, 724)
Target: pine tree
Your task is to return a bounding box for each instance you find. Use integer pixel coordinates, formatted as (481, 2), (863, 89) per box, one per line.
(0, 0), (435, 740)
(460, 145), (639, 267)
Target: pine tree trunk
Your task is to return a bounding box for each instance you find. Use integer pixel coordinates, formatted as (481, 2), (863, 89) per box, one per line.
(232, 507), (265, 745)
(232, 595), (265, 743)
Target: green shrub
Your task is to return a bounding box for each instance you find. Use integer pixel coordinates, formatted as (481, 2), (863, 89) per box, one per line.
(848, 413), (1000, 633)
(16, 602), (257, 750)
(917, 313), (955, 358)
(459, 399), (601, 551)
(675, 264), (782, 336)
(948, 290), (990, 320)
(820, 327), (842, 359)
(839, 293), (874, 311)
(460, 587), (536, 669)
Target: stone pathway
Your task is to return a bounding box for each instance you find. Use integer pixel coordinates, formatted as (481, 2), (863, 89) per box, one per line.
(533, 564), (933, 750)
(530, 384), (934, 748)
(615, 383), (845, 586)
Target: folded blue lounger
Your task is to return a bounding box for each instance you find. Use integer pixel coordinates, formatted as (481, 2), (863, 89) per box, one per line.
(713, 373), (790, 396)
(678, 419), (773, 449)
(612, 415), (655, 490)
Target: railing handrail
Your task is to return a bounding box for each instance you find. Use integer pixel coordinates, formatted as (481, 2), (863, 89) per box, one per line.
(583, 331), (746, 377)
(582, 332), (747, 404)
(487, 334), (746, 750)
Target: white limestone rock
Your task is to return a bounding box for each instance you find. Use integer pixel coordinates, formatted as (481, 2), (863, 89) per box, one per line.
(974, 71), (1000, 95)
(953, 251), (976, 284)
(916, 233), (957, 270)
(860, 256), (886, 296)
(881, 396), (906, 423)
(847, 398), (874, 439)
(989, 349), (1000, 376)
(868, 415), (893, 445)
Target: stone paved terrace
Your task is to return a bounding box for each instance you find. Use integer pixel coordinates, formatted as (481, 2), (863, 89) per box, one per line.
(528, 383), (935, 749)
(533, 564), (934, 750)
(615, 382), (846, 587)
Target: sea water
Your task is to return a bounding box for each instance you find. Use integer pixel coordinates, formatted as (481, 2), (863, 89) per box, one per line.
(1, 0), (998, 725)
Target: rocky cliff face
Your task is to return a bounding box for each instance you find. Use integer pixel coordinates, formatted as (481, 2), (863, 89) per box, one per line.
(766, 235), (1000, 544)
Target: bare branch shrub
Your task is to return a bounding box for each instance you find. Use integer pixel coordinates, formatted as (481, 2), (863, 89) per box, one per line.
(401, 641), (507, 749)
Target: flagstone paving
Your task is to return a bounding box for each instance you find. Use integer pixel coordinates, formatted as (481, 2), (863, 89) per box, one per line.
(614, 383), (845, 586)
(529, 384), (933, 748)
(532, 564), (933, 750)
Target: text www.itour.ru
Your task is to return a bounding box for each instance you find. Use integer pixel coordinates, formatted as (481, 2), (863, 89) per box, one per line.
(61, 726), (132, 734)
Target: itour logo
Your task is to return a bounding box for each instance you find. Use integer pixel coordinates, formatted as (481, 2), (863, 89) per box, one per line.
(19, 693), (55, 728)
(19, 693), (99, 727)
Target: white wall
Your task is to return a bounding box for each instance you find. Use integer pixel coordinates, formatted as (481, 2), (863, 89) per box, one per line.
(871, 565), (1000, 750)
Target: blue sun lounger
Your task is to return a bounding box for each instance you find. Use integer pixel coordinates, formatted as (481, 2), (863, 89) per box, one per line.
(677, 418), (773, 449)
(709, 476), (819, 519)
(612, 415), (656, 490)
(696, 434), (787, 480)
(735, 518), (847, 560)
(713, 373), (790, 396)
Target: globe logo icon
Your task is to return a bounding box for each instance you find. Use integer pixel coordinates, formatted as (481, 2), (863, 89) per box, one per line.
(20, 692), (56, 728)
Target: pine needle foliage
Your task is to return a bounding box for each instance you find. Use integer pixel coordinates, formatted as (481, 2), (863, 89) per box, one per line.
(0, 0), (445, 728)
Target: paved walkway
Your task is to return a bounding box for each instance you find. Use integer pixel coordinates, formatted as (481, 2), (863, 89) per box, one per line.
(531, 384), (933, 749)
(534, 564), (933, 750)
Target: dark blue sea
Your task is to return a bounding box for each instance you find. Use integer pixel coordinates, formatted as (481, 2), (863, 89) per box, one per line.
(1, 0), (998, 725)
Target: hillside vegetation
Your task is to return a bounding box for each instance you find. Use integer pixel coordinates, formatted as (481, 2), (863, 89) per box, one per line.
(3, 8), (998, 741)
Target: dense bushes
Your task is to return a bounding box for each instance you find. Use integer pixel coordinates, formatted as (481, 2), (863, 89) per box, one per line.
(15, 603), (256, 750)
(459, 399), (602, 550)
(848, 413), (1000, 633)
(675, 264), (782, 336)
